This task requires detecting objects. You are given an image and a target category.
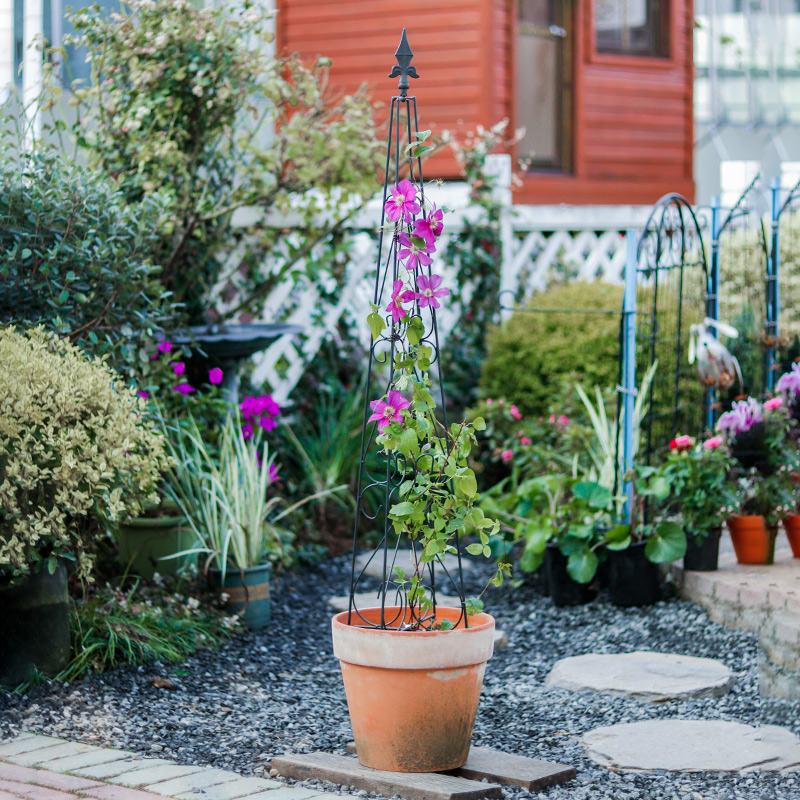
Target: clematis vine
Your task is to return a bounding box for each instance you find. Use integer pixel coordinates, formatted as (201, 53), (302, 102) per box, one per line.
(384, 180), (421, 223)
(386, 280), (414, 324)
(413, 204), (443, 244)
(398, 232), (434, 271)
(415, 274), (449, 309)
(368, 390), (411, 431)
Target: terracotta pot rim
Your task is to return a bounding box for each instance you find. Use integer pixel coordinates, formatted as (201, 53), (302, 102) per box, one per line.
(332, 606), (494, 636)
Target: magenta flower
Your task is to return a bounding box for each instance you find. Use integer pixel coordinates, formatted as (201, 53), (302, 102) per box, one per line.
(557, 415), (570, 425)
(173, 362), (185, 376)
(717, 398), (763, 434)
(765, 396), (783, 410)
(398, 233), (434, 271)
(509, 405), (522, 421)
(157, 340), (172, 355)
(259, 415), (278, 432)
(208, 367), (223, 385)
(173, 383), (195, 395)
(415, 274), (449, 309)
(413, 205), (444, 244)
(137, 391), (150, 399)
(268, 463), (279, 483)
(384, 180), (421, 223)
(777, 363), (800, 395)
(520, 437), (532, 445)
(242, 424), (253, 440)
(386, 280), (413, 324)
(368, 389), (411, 431)
(501, 450), (513, 462)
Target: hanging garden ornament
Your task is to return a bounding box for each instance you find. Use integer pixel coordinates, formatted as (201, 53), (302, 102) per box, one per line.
(329, 29), (509, 775)
(688, 317), (743, 392)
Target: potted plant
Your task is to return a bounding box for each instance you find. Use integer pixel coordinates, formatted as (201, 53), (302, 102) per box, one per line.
(654, 435), (737, 570)
(0, 326), (169, 686)
(602, 466), (687, 606)
(162, 412), (331, 630)
(716, 396), (798, 564)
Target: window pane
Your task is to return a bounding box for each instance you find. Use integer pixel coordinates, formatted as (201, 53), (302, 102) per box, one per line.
(595, 0), (666, 56)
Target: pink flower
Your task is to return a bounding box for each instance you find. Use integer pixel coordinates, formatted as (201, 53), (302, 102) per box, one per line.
(777, 364), (800, 395)
(557, 415), (570, 425)
(173, 383), (195, 395)
(384, 180), (421, 223)
(501, 450), (513, 462)
(669, 435), (694, 451)
(137, 391), (150, 398)
(173, 362), (185, 376)
(415, 274), (449, 309)
(704, 436), (724, 449)
(268, 463), (279, 483)
(486, 398), (493, 405)
(765, 396), (783, 410)
(208, 367), (223, 385)
(398, 233), (434, 271)
(413, 205), (444, 244)
(520, 437), (532, 445)
(717, 398), (763, 435)
(368, 389), (411, 431)
(509, 405), (522, 421)
(386, 280), (414, 324)
(242, 424), (253, 440)
(548, 414), (556, 423)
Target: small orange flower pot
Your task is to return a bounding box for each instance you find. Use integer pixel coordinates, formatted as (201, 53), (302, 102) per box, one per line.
(726, 516), (775, 565)
(783, 515), (800, 559)
(331, 606), (495, 773)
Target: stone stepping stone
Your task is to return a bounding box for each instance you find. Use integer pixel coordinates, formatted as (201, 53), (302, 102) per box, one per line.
(354, 550), (475, 581)
(545, 651), (735, 703)
(582, 720), (800, 773)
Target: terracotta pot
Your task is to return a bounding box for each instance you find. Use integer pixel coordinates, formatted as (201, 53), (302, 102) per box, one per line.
(726, 516), (775, 564)
(331, 606), (495, 773)
(783, 515), (800, 559)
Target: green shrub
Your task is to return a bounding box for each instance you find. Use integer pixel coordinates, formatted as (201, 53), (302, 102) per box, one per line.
(479, 281), (624, 417)
(0, 326), (171, 582)
(0, 153), (173, 362)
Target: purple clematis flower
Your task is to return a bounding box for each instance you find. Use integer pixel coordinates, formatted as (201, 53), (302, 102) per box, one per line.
(368, 390), (411, 431)
(384, 180), (421, 223)
(398, 233), (434, 271)
(413, 205), (444, 244)
(415, 274), (449, 309)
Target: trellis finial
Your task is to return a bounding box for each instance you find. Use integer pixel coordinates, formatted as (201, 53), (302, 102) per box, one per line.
(389, 28), (418, 96)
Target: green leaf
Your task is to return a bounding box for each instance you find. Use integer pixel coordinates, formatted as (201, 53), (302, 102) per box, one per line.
(646, 476), (671, 502)
(389, 501), (415, 518)
(645, 521), (687, 563)
(567, 547), (599, 584)
(21, 248), (32, 259)
(439, 618), (454, 631)
(58, 289), (69, 304)
(604, 524), (632, 551)
(367, 311), (385, 340)
(456, 472), (478, 498)
(465, 596), (484, 614)
(573, 481), (612, 509)
(472, 416), (486, 431)
(465, 543), (484, 556)
(47, 556), (57, 575)
(407, 316), (425, 346)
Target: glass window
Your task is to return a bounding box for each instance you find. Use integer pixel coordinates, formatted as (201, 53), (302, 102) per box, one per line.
(516, 0), (573, 172)
(595, 0), (667, 57)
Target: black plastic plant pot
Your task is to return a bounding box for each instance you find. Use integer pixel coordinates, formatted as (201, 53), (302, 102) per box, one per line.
(607, 542), (661, 607)
(0, 564), (70, 687)
(544, 544), (597, 607)
(683, 527), (721, 572)
(731, 424), (772, 475)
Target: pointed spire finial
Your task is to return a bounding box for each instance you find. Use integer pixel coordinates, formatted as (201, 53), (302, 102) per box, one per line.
(389, 28), (418, 96)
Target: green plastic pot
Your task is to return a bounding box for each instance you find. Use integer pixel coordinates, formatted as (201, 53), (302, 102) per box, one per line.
(208, 564), (271, 630)
(116, 511), (196, 579)
(0, 564), (70, 687)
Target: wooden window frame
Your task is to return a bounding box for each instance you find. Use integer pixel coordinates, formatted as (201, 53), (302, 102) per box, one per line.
(587, 0), (677, 70)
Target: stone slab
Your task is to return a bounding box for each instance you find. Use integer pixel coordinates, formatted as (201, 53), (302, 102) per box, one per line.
(0, 738), (65, 759)
(73, 761), (165, 781)
(151, 770), (241, 798)
(545, 651), (736, 703)
(582, 720), (800, 773)
(344, 744), (573, 791)
(0, 777), (76, 800)
(354, 551), (474, 582)
(0, 763), (103, 792)
(111, 766), (205, 788)
(169, 778), (280, 800)
(41, 752), (135, 774)
(9, 744), (99, 768)
(271, 753), (501, 800)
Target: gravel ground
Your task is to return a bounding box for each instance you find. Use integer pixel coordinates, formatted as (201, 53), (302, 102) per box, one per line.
(2, 555), (800, 800)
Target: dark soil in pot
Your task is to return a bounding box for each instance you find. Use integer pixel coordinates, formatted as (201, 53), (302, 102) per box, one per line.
(545, 544), (597, 606)
(683, 527), (721, 571)
(607, 541), (661, 607)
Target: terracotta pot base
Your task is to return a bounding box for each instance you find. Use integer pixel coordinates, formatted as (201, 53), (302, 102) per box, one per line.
(727, 516), (775, 565)
(332, 606), (494, 773)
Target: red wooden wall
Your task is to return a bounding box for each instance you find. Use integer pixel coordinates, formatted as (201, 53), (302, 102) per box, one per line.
(276, 0), (694, 205)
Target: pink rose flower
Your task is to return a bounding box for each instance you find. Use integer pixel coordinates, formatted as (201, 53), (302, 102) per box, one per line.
(704, 436), (724, 449)
(765, 396), (783, 410)
(208, 367), (223, 385)
(557, 415), (570, 425)
(520, 437), (532, 445)
(501, 450), (513, 462)
(509, 405), (522, 421)
(486, 398), (492, 405)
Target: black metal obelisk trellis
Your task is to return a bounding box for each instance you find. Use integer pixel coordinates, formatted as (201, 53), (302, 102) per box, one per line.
(345, 30), (468, 631)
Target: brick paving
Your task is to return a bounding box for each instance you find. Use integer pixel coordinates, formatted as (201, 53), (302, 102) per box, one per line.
(668, 534), (800, 699)
(0, 736), (331, 800)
